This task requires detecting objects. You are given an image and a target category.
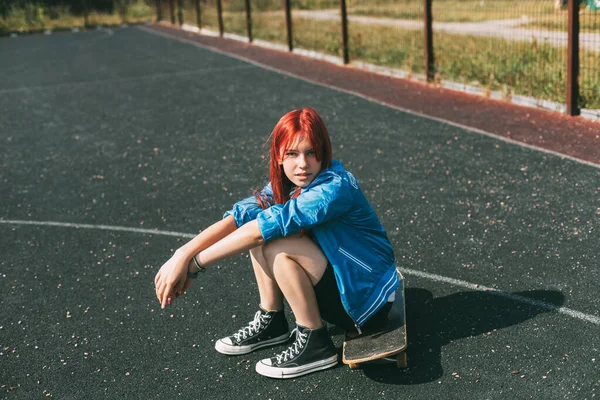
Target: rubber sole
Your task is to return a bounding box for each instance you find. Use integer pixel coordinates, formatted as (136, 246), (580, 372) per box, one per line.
(214, 333), (290, 355)
(255, 355), (338, 379)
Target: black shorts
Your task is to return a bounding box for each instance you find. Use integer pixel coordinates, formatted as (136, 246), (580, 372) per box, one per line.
(313, 263), (392, 333)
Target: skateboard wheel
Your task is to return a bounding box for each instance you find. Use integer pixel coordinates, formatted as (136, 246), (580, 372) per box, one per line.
(348, 363), (360, 370)
(396, 352), (408, 368)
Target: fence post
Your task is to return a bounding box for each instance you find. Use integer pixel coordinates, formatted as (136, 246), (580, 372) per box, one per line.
(284, 0), (293, 51)
(245, 0), (253, 42)
(217, 0), (224, 37)
(169, 0), (175, 24)
(195, 0), (201, 29)
(156, 0), (162, 21)
(177, 0), (183, 25)
(83, 0), (89, 27)
(424, 0), (434, 82)
(340, 0), (350, 64)
(567, 0), (580, 116)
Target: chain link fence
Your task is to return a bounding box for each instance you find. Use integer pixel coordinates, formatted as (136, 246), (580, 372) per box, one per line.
(580, 2), (600, 109)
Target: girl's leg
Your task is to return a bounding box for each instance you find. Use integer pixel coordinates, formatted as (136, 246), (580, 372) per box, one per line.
(255, 236), (338, 379)
(215, 235), (330, 360)
(214, 248), (290, 355)
(249, 246), (284, 312)
(261, 235), (328, 329)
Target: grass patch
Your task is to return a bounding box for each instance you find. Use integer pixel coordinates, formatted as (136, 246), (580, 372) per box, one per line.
(0, 1), (155, 34)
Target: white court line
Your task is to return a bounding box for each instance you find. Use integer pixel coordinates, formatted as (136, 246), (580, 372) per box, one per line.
(139, 26), (600, 170)
(0, 64), (256, 94)
(0, 219), (196, 239)
(1, 218), (599, 326)
(400, 268), (600, 326)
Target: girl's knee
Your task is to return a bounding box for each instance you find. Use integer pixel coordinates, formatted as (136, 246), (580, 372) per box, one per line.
(262, 239), (291, 265)
(251, 241), (290, 264)
(249, 245), (265, 258)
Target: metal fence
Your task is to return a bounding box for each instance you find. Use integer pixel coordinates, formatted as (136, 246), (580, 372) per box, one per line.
(159, 0), (599, 115)
(580, 3), (600, 110)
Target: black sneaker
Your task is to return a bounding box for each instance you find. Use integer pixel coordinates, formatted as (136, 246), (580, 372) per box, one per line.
(214, 307), (289, 355)
(255, 324), (338, 379)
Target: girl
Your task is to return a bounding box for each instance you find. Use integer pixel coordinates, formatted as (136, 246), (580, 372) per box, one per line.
(154, 107), (399, 379)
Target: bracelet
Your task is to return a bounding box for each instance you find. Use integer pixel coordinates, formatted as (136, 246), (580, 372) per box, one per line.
(187, 255), (206, 279)
(187, 264), (199, 279)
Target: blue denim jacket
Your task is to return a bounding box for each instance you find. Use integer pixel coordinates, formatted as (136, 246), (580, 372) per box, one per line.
(224, 160), (399, 328)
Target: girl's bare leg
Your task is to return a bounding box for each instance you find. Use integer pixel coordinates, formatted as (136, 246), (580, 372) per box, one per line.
(261, 235), (328, 329)
(249, 247), (284, 312)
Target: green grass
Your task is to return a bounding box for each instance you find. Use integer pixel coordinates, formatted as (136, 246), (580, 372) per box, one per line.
(0, 1), (155, 34)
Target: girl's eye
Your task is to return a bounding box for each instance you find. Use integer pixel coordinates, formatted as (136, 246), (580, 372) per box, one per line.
(307, 151), (316, 156)
(286, 152), (297, 157)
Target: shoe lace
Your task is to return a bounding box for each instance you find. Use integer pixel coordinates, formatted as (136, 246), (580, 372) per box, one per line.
(233, 311), (270, 342)
(275, 327), (308, 364)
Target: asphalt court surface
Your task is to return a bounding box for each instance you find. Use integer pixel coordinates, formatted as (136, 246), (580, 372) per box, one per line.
(1, 27), (599, 399)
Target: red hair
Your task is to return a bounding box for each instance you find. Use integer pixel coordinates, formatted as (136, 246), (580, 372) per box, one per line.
(255, 107), (332, 207)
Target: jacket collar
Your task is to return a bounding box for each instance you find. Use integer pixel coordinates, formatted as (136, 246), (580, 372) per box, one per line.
(302, 159), (344, 191)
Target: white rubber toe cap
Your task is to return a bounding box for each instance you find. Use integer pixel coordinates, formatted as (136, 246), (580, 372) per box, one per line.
(218, 337), (234, 346)
(259, 358), (273, 367)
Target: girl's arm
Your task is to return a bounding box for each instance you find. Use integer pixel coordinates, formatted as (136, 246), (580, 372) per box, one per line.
(154, 215), (237, 309)
(154, 216), (265, 309)
(194, 219), (264, 267)
(177, 215), (238, 258)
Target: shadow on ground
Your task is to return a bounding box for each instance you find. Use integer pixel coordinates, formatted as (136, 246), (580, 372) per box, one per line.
(336, 288), (566, 384)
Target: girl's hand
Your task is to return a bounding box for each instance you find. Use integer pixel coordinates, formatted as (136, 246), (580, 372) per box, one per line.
(154, 252), (193, 309)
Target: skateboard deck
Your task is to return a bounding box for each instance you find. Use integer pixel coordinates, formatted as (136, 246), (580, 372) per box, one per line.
(342, 271), (407, 369)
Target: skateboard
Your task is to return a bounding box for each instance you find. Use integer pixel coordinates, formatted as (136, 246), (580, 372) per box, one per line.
(342, 270), (407, 369)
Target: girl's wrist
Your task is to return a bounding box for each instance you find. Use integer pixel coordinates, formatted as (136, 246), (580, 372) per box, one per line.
(174, 247), (192, 259)
(188, 254), (206, 277)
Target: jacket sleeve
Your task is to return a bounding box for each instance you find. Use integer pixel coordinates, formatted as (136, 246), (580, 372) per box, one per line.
(256, 173), (353, 242)
(223, 183), (273, 228)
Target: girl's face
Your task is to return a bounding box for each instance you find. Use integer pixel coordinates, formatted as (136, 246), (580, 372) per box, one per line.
(279, 135), (322, 188)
